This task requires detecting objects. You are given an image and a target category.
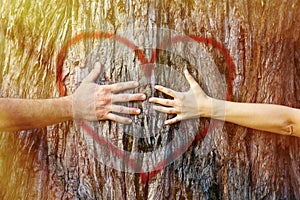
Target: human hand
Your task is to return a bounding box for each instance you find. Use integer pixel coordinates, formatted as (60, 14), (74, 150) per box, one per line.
(149, 70), (211, 125)
(72, 62), (146, 124)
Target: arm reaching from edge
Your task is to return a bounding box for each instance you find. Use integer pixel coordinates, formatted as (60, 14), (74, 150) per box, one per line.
(0, 62), (146, 132)
(149, 69), (300, 137)
(0, 97), (73, 132)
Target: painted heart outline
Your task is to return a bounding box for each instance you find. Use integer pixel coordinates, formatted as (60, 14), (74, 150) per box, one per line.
(56, 28), (235, 184)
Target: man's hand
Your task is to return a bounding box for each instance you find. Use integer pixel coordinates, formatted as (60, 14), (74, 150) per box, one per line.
(72, 62), (146, 124)
(149, 70), (211, 125)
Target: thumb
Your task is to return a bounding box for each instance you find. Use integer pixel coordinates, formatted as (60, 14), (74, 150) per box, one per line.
(184, 69), (199, 88)
(82, 62), (102, 83)
(184, 69), (206, 94)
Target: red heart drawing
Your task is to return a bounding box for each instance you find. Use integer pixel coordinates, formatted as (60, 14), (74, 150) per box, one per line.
(56, 31), (235, 184)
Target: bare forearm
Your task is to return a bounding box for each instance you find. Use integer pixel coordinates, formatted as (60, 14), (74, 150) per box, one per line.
(151, 70), (300, 136)
(204, 99), (300, 136)
(0, 97), (73, 131)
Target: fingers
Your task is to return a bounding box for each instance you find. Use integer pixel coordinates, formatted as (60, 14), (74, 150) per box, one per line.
(104, 105), (181, 125)
(82, 62), (102, 83)
(112, 93), (146, 102)
(152, 105), (182, 125)
(154, 85), (176, 97)
(109, 81), (139, 93)
(149, 97), (176, 107)
(106, 113), (133, 124)
(110, 105), (141, 115)
(165, 116), (182, 125)
(152, 105), (178, 114)
(184, 69), (199, 88)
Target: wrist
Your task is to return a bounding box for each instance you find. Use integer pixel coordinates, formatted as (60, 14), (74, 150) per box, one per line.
(199, 96), (213, 118)
(62, 95), (74, 120)
(207, 98), (227, 120)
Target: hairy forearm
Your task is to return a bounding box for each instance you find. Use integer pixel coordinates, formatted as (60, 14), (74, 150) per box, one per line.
(0, 97), (73, 131)
(204, 98), (300, 136)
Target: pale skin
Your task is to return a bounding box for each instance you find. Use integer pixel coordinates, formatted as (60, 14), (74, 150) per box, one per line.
(0, 63), (146, 132)
(149, 70), (300, 137)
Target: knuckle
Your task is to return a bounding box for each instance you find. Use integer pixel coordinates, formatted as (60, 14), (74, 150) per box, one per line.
(118, 83), (125, 90)
(128, 95), (135, 101)
(104, 87), (112, 94)
(174, 100), (182, 108)
(122, 96), (129, 101)
(103, 96), (112, 103)
(96, 112), (105, 120)
(166, 100), (172, 105)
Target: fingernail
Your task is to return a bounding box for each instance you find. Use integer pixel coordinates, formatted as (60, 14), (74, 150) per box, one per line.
(149, 97), (153, 102)
(134, 82), (139, 87)
(154, 85), (159, 89)
(136, 109), (141, 114)
(128, 119), (132, 123)
(141, 94), (146, 99)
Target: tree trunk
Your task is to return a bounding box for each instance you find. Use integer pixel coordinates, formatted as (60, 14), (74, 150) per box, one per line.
(0, 0), (300, 199)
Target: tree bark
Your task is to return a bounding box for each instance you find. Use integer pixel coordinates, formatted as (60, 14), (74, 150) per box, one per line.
(0, 0), (300, 199)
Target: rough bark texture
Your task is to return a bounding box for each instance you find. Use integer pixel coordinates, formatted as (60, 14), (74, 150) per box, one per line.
(0, 0), (300, 199)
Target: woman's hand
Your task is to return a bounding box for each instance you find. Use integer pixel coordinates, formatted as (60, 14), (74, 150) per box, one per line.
(149, 70), (211, 125)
